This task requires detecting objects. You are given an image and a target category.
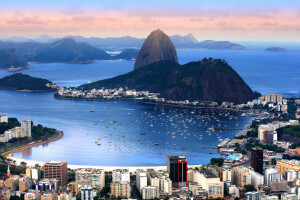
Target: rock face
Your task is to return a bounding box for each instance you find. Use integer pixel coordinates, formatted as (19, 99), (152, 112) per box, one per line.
(134, 29), (178, 70)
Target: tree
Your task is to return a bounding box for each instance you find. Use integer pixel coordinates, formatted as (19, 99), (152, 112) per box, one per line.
(100, 186), (110, 198)
(210, 158), (224, 167)
(244, 184), (255, 192)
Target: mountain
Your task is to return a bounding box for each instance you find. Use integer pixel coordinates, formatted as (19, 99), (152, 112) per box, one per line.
(81, 58), (255, 104)
(0, 38), (111, 63)
(196, 40), (247, 50)
(27, 38), (111, 63)
(134, 29), (178, 70)
(265, 47), (287, 52)
(34, 34), (53, 43)
(1, 34), (247, 51)
(169, 33), (199, 47)
(113, 49), (139, 60)
(0, 73), (57, 92)
(0, 49), (28, 68)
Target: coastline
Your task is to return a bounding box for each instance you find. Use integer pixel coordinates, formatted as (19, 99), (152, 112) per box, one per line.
(0, 88), (57, 93)
(142, 101), (255, 113)
(1, 131), (63, 157)
(7, 156), (202, 171)
(54, 96), (140, 101)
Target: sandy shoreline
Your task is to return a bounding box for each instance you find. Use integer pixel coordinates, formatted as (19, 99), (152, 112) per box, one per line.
(7, 156), (202, 172)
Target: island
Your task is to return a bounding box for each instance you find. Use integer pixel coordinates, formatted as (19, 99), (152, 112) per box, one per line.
(0, 49), (29, 71)
(0, 73), (59, 92)
(264, 47), (287, 52)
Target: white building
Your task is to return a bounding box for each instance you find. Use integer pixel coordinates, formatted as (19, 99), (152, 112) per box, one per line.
(21, 120), (31, 138)
(285, 170), (298, 182)
(112, 169), (130, 183)
(136, 169), (147, 192)
(264, 168), (278, 186)
(0, 114), (8, 123)
(141, 186), (159, 200)
(80, 185), (94, 200)
(258, 124), (271, 141)
(250, 170), (264, 189)
(159, 176), (172, 195)
(58, 191), (73, 200)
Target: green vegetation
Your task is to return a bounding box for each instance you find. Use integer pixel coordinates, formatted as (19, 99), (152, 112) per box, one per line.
(245, 139), (284, 153)
(0, 48), (27, 68)
(31, 124), (56, 140)
(0, 73), (57, 92)
(27, 38), (111, 63)
(9, 195), (24, 200)
(244, 184), (256, 192)
(81, 58), (255, 104)
(290, 142), (300, 149)
(100, 186), (111, 198)
(0, 118), (20, 134)
(210, 158), (224, 167)
(277, 125), (300, 138)
(0, 163), (25, 175)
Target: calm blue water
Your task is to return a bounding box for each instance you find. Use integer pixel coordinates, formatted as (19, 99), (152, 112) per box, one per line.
(0, 48), (299, 166)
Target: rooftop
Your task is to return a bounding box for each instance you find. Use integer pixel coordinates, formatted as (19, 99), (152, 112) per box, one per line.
(199, 170), (218, 178)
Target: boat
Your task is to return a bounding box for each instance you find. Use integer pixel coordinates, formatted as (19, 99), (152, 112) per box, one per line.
(90, 105), (95, 112)
(140, 133), (146, 135)
(202, 147), (210, 149)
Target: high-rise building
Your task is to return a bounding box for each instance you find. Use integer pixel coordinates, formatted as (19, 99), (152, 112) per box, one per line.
(167, 156), (187, 187)
(75, 168), (105, 189)
(192, 170), (224, 199)
(251, 148), (263, 175)
(112, 169), (130, 183)
(265, 94), (283, 104)
(19, 176), (32, 192)
(44, 161), (68, 187)
(6, 175), (20, 191)
(146, 169), (159, 188)
(81, 185), (94, 200)
(141, 186), (159, 200)
(21, 120), (31, 138)
(110, 182), (131, 198)
(36, 178), (59, 191)
(136, 169), (147, 192)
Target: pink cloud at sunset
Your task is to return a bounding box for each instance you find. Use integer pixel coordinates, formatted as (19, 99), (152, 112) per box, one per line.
(1, 8), (300, 41)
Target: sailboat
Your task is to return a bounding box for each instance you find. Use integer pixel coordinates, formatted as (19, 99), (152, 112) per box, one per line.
(90, 104), (95, 112)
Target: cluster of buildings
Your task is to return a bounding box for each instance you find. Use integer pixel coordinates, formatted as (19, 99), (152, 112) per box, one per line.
(56, 87), (159, 100)
(146, 94), (288, 114)
(258, 120), (299, 145)
(0, 114), (31, 142)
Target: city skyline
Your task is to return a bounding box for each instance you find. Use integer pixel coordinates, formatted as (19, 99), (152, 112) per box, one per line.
(1, 0), (300, 42)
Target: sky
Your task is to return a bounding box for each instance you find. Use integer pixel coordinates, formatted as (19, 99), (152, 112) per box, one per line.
(1, 0), (300, 42)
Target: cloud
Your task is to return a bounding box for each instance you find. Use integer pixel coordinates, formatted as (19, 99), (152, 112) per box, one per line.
(0, 8), (299, 41)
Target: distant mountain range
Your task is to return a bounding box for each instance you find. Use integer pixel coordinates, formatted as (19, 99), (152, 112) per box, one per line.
(0, 39), (138, 64)
(0, 49), (27, 68)
(1, 33), (247, 50)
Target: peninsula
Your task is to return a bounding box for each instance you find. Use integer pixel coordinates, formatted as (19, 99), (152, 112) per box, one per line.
(0, 73), (58, 92)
